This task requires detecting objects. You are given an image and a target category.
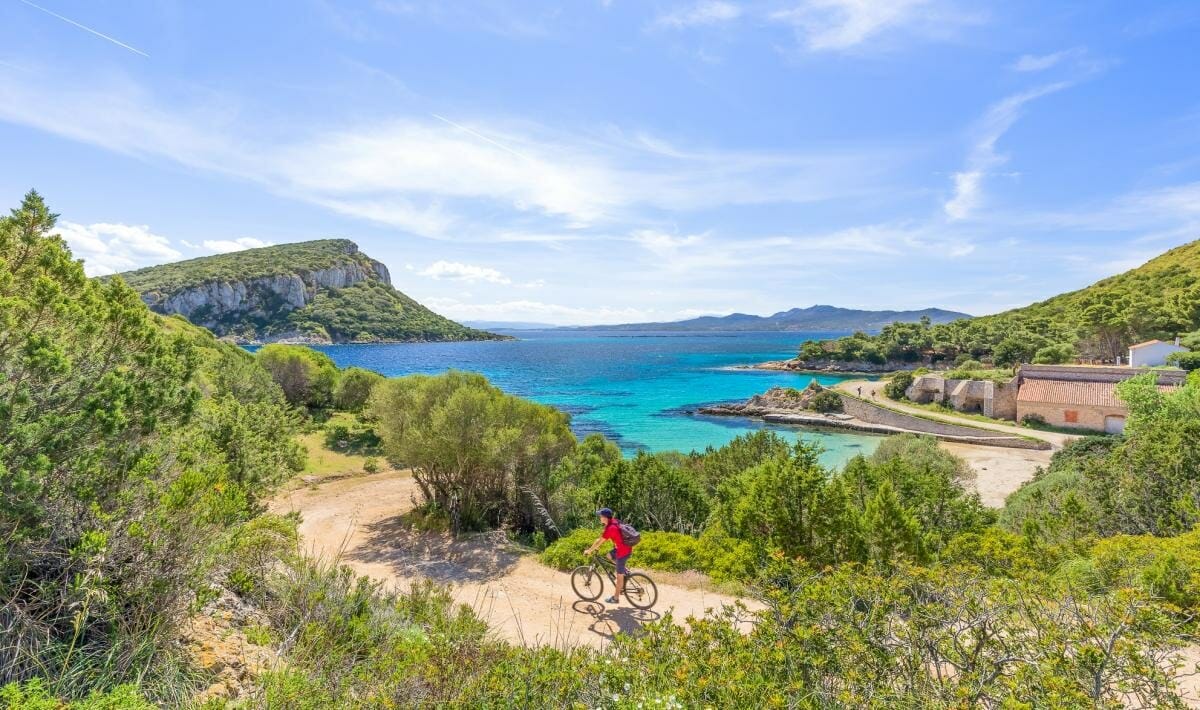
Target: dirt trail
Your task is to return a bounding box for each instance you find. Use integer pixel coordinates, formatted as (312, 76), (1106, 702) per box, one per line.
(270, 470), (757, 649)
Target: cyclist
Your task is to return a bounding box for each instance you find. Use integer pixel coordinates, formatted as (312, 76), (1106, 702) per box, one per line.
(582, 507), (631, 605)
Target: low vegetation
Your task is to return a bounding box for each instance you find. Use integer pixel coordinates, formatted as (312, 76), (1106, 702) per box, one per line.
(6, 191), (1200, 706)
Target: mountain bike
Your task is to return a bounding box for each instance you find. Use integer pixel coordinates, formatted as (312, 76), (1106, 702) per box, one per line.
(571, 553), (658, 609)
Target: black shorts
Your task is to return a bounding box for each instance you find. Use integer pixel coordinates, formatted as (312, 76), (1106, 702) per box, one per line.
(608, 548), (630, 574)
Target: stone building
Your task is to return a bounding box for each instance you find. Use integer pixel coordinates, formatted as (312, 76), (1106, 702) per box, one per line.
(1014, 365), (1185, 434)
(906, 364), (1184, 434)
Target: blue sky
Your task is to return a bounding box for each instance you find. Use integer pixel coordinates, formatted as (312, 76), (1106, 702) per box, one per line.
(1, 0), (1198, 325)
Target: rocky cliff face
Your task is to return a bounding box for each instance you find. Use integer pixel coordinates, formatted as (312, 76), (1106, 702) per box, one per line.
(139, 250), (392, 341)
(144, 260), (387, 320)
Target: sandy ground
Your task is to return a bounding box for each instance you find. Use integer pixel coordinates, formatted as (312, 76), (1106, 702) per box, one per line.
(270, 470), (758, 649)
(836, 379), (1073, 507)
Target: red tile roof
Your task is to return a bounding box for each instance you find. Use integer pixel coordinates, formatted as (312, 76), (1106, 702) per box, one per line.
(1017, 379), (1176, 408)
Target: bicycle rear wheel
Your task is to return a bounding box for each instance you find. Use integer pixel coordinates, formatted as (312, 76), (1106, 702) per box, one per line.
(623, 572), (657, 609)
(571, 565), (604, 601)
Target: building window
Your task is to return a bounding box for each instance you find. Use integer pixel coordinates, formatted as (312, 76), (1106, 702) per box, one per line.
(1064, 410), (1079, 423)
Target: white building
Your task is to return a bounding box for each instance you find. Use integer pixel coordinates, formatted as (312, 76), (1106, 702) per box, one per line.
(1128, 338), (1186, 367)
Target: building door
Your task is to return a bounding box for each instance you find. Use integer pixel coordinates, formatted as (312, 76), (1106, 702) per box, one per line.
(1104, 415), (1126, 435)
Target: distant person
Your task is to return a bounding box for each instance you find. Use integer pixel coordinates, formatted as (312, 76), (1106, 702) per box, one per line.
(583, 507), (633, 604)
(856, 386), (862, 396)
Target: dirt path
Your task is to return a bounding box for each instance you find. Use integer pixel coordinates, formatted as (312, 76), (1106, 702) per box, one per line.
(270, 470), (757, 649)
(836, 379), (1072, 506)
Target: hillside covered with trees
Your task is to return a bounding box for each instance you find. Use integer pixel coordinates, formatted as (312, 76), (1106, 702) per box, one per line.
(115, 239), (503, 344)
(5, 191), (1200, 706)
(794, 240), (1200, 368)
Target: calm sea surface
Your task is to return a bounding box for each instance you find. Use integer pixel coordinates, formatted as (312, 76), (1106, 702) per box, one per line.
(288, 330), (883, 469)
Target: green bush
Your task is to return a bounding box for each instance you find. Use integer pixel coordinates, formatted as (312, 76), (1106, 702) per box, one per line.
(808, 389), (844, 413)
(540, 528), (706, 575)
(1033, 343), (1076, 364)
(333, 367), (385, 411)
(1086, 529), (1200, 610)
(257, 344), (340, 409)
(1166, 350), (1200, 371)
(369, 371), (576, 533)
(883, 371), (914, 399)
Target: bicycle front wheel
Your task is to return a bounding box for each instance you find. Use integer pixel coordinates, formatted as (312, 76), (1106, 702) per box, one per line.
(571, 565), (604, 601)
(623, 572), (657, 609)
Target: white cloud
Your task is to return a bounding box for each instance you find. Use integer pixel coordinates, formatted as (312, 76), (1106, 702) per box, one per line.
(1013, 50), (1070, 72)
(0, 70), (900, 240)
(423, 297), (655, 326)
(55, 221), (181, 276)
(418, 260), (512, 284)
(630, 230), (705, 258)
(944, 82), (1071, 220)
(654, 1), (742, 29)
(202, 237), (274, 253)
(180, 239), (200, 249)
(769, 0), (974, 52)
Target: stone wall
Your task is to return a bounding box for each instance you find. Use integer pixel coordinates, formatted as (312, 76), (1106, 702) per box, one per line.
(838, 394), (1048, 450)
(1017, 401), (1125, 433)
(993, 378), (1018, 420)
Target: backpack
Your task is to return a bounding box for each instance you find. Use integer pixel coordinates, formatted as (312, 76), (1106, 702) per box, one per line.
(616, 520), (641, 547)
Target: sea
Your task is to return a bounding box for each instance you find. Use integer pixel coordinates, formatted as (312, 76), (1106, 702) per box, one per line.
(289, 330), (883, 469)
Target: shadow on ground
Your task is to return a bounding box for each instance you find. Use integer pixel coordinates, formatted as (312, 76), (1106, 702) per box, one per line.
(349, 514), (521, 583)
(571, 600), (662, 640)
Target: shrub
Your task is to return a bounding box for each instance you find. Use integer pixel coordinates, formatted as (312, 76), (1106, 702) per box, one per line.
(883, 371), (914, 400)
(540, 528), (707, 575)
(1166, 350), (1200, 371)
(369, 371), (575, 533)
(1021, 413), (1046, 426)
(808, 389), (844, 413)
(257, 344), (340, 409)
(363, 456), (381, 474)
(1033, 343), (1076, 364)
(333, 367), (384, 411)
(1086, 530), (1200, 610)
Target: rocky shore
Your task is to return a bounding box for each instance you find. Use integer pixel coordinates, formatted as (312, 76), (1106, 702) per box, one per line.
(751, 358), (915, 373)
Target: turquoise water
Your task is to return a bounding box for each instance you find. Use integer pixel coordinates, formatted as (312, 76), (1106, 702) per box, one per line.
(294, 330), (883, 469)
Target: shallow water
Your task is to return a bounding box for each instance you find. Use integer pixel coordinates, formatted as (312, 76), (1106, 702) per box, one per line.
(287, 330), (883, 469)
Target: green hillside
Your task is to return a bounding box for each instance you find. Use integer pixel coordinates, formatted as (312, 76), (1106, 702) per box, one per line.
(799, 239), (1200, 367)
(114, 239), (505, 343)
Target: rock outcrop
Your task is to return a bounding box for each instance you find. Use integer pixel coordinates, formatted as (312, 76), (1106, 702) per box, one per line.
(117, 239), (500, 344)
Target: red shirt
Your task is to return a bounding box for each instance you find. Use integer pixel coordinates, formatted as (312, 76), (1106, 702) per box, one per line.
(603, 520), (632, 558)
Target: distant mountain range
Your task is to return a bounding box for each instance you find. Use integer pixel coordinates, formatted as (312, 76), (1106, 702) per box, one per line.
(564, 305), (972, 332)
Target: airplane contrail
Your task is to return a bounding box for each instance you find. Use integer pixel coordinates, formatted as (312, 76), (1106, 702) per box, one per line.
(431, 113), (533, 161)
(18, 0), (149, 57)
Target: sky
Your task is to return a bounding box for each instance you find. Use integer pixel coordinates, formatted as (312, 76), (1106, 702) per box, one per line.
(1, 1), (1198, 325)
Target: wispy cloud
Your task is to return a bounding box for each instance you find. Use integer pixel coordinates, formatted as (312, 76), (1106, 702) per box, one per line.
(55, 221), (179, 276)
(422, 297), (655, 326)
(0, 69), (899, 240)
(1012, 49), (1076, 72)
(18, 0), (148, 57)
(944, 82), (1071, 220)
(768, 0), (979, 52)
(203, 237), (274, 253)
(418, 260), (512, 284)
(653, 1), (742, 29)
